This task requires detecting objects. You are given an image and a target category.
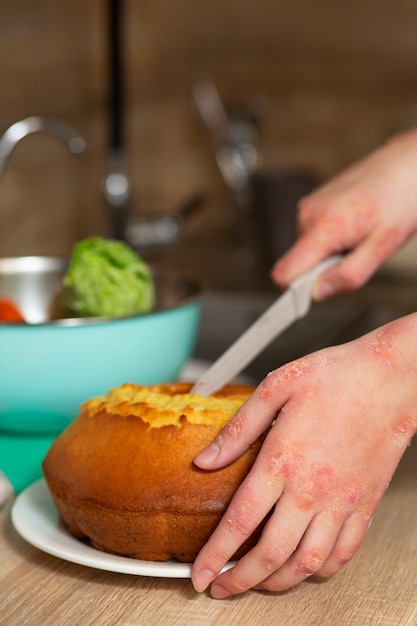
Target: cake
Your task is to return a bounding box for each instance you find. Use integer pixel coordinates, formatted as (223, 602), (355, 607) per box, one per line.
(42, 382), (264, 562)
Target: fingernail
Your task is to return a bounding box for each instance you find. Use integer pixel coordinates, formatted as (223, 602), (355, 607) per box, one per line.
(193, 568), (216, 592)
(314, 280), (335, 300)
(211, 583), (231, 599)
(194, 441), (220, 466)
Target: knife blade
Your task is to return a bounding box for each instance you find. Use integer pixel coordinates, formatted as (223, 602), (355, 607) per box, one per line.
(190, 255), (342, 396)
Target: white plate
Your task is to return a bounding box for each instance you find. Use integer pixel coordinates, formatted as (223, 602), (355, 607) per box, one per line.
(12, 479), (235, 578)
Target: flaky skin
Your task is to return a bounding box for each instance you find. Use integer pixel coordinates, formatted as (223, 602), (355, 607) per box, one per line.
(42, 382), (263, 562)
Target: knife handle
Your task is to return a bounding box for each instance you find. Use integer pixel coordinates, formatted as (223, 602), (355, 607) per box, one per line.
(290, 254), (343, 317)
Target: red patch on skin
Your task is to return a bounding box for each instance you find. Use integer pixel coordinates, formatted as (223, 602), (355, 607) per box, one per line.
(225, 487), (259, 537)
(280, 460), (293, 479)
(391, 415), (417, 438)
(359, 495), (380, 521)
(308, 465), (339, 500)
(294, 548), (325, 577)
(368, 326), (398, 361)
(344, 483), (365, 507)
(266, 451), (293, 479)
(221, 409), (245, 442)
(333, 486), (380, 520)
(265, 441), (305, 480)
(362, 503), (374, 521)
(260, 361), (309, 399)
(294, 493), (315, 511)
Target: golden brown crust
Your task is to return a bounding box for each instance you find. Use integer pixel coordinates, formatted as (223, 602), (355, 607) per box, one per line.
(42, 382), (263, 562)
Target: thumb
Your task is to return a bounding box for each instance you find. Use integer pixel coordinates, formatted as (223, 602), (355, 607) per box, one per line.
(194, 380), (287, 470)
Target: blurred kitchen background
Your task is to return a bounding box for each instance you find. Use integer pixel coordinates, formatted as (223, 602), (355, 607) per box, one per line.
(2, 0), (417, 294)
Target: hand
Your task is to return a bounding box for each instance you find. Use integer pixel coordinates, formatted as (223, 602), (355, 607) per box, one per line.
(191, 315), (417, 598)
(271, 129), (417, 299)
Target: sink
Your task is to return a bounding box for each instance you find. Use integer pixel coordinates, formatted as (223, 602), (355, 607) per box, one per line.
(193, 282), (411, 384)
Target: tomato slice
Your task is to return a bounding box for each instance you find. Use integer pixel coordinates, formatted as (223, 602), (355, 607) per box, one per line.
(0, 298), (26, 322)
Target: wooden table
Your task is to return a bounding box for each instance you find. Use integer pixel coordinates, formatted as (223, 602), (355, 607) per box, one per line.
(0, 440), (416, 626)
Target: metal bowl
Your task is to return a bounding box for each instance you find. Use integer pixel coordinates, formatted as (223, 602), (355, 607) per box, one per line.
(0, 256), (201, 434)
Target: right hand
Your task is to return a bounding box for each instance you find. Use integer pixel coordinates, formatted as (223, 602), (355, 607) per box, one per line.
(271, 129), (417, 299)
(192, 313), (417, 597)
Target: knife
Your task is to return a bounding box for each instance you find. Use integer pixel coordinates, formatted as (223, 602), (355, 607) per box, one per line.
(190, 255), (342, 396)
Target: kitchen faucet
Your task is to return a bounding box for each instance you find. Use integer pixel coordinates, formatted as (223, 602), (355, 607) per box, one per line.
(191, 77), (266, 214)
(0, 113), (202, 253)
(104, 0), (204, 253)
(0, 116), (86, 179)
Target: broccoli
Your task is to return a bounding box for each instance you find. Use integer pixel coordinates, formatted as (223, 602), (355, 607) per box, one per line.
(60, 237), (155, 317)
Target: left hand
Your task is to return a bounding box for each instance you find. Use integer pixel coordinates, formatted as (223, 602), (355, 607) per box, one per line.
(191, 316), (417, 598)
(270, 129), (417, 299)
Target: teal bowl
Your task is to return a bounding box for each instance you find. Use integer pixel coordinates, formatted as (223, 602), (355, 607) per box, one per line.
(0, 256), (201, 435)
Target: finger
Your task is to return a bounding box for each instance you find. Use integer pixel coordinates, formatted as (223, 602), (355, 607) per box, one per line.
(315, 511), (370, 578)
(193, 411), (315, 596)
(254, 509), (342, 592)
(194, 380), (289, 470)
(207, 491), (316, 598)
(313, 227), (402, 300)
(270, 233), (326, 289)
(270, 230), (337, 289)
(191, 467), (284, 594)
